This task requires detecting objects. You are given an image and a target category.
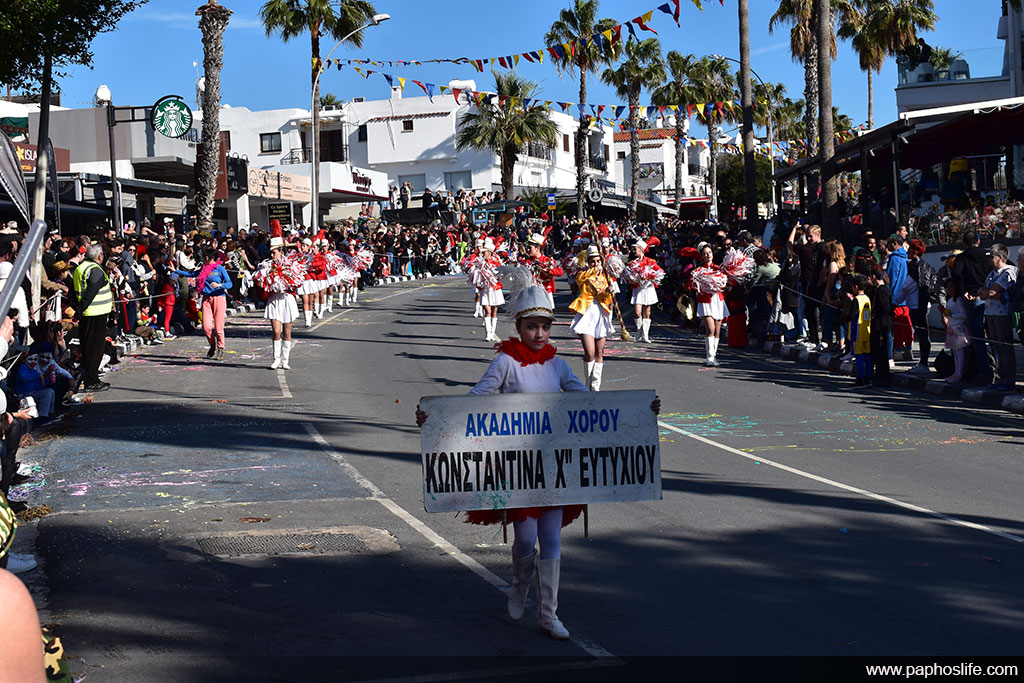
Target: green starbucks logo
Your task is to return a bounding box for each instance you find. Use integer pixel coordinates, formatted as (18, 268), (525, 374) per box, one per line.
(151, 96), (193, 139)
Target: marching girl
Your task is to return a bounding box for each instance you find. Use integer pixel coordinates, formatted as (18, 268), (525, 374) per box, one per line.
(323, 238), (341, 313)
(253, 230), (303, 370)
(415, 272), (659, 640)
(464, 238), (485, 317)
(690, 242), (728, 367)
(523, 233), (563, 309)
(569, 246), (615, 391)
(468, 238), (505, 342)
(312, 237), (330, 319)
(625, 239), (664, 344)
(297, 237), (319, 327)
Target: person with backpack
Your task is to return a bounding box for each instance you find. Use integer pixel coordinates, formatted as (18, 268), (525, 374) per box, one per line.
(904, 239), (940, 374)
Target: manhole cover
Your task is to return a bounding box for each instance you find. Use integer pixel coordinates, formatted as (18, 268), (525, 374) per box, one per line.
(197, 532), (368, 557)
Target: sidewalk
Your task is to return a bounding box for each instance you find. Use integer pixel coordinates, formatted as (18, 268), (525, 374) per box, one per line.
(759, 339), (1024, 415)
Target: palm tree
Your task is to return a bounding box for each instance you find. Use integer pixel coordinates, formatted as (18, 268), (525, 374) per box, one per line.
(545, 0), (618, 219)
(319, 92), (342, 109)
(455, 73), (559, 204)
(818, 0), (838, 233)
(691, 57), (738, 220)
(601, 37), (666, 221)
(838, 0), (935, 130)
(196, 0), (232, 231)
(261, 0), (376, 211)
(738, 0), (757, 221)
(652, 52), (703, 217)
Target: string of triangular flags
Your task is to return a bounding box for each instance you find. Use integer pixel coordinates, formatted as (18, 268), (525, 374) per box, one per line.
(314, 0), (724, 75)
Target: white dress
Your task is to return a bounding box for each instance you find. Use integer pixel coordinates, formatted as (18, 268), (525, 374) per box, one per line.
(630, 281), (658, 306)
(468, 352), (588, 395)
(479, 286), (506, 307)
(570, 302), (615, 338)
(696, 296), (725, 320)
(265, 292), (299, 323)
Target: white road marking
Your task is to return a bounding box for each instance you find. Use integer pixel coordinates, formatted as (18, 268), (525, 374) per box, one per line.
(303, 422), (617, 659)
(276, 369), (292, 398)
(658, 421), (1024, 544)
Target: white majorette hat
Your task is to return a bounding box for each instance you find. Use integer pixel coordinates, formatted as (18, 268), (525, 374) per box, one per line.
(499, 266), (555, 321)
(270, 236), (285, 250)
(634, 239), (648, 251)
(527, 233), (545, 247)
(585, 245), (601, 259)
(302, 237), (313, 246)
(483, 238), (496, 251)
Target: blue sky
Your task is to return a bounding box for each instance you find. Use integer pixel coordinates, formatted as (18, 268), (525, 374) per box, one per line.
(55, 0), (1008, 140)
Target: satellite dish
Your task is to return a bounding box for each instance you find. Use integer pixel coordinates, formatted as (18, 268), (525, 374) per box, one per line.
(588, 188), (603, 204)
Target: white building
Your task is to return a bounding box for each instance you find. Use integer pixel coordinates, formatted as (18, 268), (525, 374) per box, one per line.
(612, 120), (712, 216)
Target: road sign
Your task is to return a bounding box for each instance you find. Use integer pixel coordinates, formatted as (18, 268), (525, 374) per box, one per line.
(151, 96), (193, 139)
(547, 193), (556, 209)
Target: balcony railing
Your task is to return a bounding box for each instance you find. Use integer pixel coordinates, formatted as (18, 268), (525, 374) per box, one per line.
(280, 145), (350, 165)
(521, 142), (553, 161)
(587, 154), (608, 172)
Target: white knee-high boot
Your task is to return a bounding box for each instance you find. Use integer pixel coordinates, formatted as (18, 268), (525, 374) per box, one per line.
(583, 361), (595, 390)
(474, 300), (482, 317)
(281, 340), (292, 370)
(535, 558), (570, 640)
(326, 293), (333, 312)
(704, 336), (713, 365)
(352, 287), (358, 303)
(304, 309), (313, 327)
(270, 340), (282, 369)
(490, 317), (500, 341)
(591, 362), (604, 391)
(642, 319), (652, 343)
(709, 336), (719, 365)
(507, 551), (535, 621)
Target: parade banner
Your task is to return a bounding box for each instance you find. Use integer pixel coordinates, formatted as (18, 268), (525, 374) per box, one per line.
(419, 390), (661, 513)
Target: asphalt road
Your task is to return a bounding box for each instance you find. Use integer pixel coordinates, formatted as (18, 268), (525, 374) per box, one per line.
(16, 275), (1024, 681)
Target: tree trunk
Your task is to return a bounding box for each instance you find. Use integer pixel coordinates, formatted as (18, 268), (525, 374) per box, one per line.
(501, 145), (516, 203)
(675, 116), (685, 218)
(805, 24), (820, 200)
(709, 119), (719, 220)
(867, 69), (873, 130)
(196, 2), (231, 231)
(576, 69), (588, 220)
(30, 52), (52, 316)
(628, 90), (640, 223)
(818, 0), (838, 236)
(739, 0), (757, 222)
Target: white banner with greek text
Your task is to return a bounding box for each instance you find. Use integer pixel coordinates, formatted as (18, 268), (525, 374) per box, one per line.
(419, 390), (661, 513)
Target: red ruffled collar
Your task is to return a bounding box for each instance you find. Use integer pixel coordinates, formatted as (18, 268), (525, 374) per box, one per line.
(497, 337), (557, 366)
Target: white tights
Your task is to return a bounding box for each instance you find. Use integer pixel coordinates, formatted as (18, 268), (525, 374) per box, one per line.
(512, 507), (563, 560)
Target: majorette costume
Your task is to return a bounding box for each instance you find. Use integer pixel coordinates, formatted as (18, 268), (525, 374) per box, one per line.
(689, 245), (754, 366)
(468, 238), (505, 342)
(568, 246), (615, 391)
(624, 239), (663, 343)
(253, 223), (304, 369)
(464, 240), (485, 317)
(463, 268), (587, 640)
(340, 243), (372, 306)
(523, 232), (563, 310)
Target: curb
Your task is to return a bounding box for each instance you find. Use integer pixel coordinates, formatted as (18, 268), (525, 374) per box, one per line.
(382, 272), (435, 284)
(226, 302), (258, 317)
(759, 339), (1024, 415)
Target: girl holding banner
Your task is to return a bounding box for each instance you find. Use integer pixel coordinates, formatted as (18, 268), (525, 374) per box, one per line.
(416, 270), (659, 641)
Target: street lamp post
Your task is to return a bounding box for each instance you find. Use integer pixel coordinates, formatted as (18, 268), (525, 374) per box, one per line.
(94, 85), (124, 236)
(309, 13), (390, 230)
(712, 55), (776, 218)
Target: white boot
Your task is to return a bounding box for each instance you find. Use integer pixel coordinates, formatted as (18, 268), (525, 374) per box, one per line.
(474, 300), (482, 317)
(304, 309), (313, 327)
(489, 318), (500, 342)
(591, 362), (604, 391)
(642, 318), (652, 343)
(535, 558), (570, 640)
(270, 340), (282, 369)
(326, 295), (333, 313)
(507, 551), (535, 621)
(316, 301), (324, 319)
(583, 361), (595, 391)
(281, 340), (292, 370)
(352, 287), (358, 303)
(709, 336), (720, 366)
(704, 336), (713, 367)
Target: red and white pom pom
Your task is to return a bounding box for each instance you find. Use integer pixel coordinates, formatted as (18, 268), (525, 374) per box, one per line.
(721, 248), (755, 285)
(604, 253), (625, 278)
(561, 252), (582, 278)
(354, 248), (374, 271)
(690, 266), (728, 295)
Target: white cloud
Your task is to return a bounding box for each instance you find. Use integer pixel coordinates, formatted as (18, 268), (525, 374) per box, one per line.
(752, 42), (789, 56)
(127, 10), (263, 30)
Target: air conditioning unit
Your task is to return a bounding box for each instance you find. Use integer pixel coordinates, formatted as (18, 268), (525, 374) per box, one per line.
(352, 97), (366, 103)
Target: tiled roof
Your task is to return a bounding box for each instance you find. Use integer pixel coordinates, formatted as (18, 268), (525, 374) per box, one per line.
(366, 112), (451, 123)
(612, 128), (675, 142)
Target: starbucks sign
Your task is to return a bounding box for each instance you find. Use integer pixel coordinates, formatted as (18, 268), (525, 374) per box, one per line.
(151, 96), (193, 139)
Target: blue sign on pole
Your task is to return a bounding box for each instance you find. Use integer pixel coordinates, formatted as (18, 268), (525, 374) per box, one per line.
(547, 193), (556, 209)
